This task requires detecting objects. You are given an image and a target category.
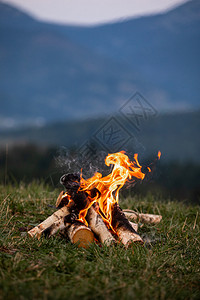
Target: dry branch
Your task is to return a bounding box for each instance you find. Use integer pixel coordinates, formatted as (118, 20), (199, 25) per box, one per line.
(123, 209), (162, 224)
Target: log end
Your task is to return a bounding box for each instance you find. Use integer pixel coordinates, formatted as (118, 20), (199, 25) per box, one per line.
(69, 224), (95, 248)
(27, 228), (41, 239)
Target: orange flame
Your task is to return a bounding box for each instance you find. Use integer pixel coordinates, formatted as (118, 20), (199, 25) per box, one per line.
(79, 151), (147, 227)
(62, 151), (161, 229)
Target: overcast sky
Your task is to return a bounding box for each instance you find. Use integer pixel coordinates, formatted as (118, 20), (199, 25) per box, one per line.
(1, 0), (188, 25)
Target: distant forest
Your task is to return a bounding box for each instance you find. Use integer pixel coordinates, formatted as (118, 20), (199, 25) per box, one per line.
(0, 144), (199, 204)
(1, 111), (200, 163)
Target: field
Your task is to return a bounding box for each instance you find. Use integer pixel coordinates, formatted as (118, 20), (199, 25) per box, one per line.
(0, 182), (200, 300)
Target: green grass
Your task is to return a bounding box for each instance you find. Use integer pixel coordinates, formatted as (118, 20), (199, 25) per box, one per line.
(0, 182), (200, 300)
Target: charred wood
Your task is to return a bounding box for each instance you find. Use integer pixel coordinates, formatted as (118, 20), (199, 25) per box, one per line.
(111, 203), (143, 247)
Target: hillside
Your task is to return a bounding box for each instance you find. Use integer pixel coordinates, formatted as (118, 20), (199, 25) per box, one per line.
(0, 1), (200, 128)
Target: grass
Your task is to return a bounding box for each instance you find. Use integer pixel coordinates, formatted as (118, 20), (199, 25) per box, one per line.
(0, 182), (200, 300)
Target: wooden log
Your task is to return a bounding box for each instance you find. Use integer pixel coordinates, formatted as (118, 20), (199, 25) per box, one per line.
(123, 209), (162, 224)
(28, 206), (70, 239)
(67, 221), (94, 248)
(56, 191), (70, 208)
(42, 218), (67, 237)
(129, 221), (138, 232)
(28, 185), (115, 246)
(60, 174), (116, 245)
(86, 204), (116, 246)
(111, 203), (143, 247)
(42, 212), (79, 237)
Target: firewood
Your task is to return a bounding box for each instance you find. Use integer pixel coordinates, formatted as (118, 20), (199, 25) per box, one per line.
(60, 174), (142, 246)
(42, 218), (68, 237)
(86, 204), (116, 246)
(123, 209), (162, 224)
(67, 221), (94, 248)
(60, 174), (116, 245)
(28, 206), (71, 239)
(60, 173), (91, 213)
(56, 190), (70, 208)
(129, 221), (138, 232)
(111, 203), (143, 247)
(28, 203), (115, 246)
(42, 211), (79, 237)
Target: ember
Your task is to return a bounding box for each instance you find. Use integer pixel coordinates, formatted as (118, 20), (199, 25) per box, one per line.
(28, 151), (162, 248)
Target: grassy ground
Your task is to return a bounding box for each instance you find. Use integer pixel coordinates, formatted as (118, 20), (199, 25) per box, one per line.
(0, 182), (200, 300)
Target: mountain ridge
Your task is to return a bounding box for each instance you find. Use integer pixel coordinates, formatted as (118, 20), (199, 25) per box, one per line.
(0, 0), (199, 128)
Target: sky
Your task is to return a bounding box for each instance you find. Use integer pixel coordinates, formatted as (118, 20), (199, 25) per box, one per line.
(1, 0), (188, 25)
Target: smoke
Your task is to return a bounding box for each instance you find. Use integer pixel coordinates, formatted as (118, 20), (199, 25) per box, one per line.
(55, 133), (152, 181)
(55, 146), (111, 179)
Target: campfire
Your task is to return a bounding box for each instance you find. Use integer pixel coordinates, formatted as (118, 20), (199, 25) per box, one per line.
(28, 151), (162, 248)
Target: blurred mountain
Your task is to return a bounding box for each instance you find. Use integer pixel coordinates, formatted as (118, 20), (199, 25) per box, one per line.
(0, 3), (145, 127)
(0, 0), (200, 128)
(60, 0), (200, 109)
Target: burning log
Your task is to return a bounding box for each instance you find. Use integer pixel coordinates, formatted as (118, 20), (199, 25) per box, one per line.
(27, 174), (115, 246)
(28, 189), (77, 239)
(56, 190), (70, 208)
(28, 151), (162, 248)
(60, 174), (116, 246)
(28, 204), (115, 245)
(123, 209), (162, 224)
(111, 203), (143, 246)
(28, 206), (95, 249)
(86, 203), (116, 246)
